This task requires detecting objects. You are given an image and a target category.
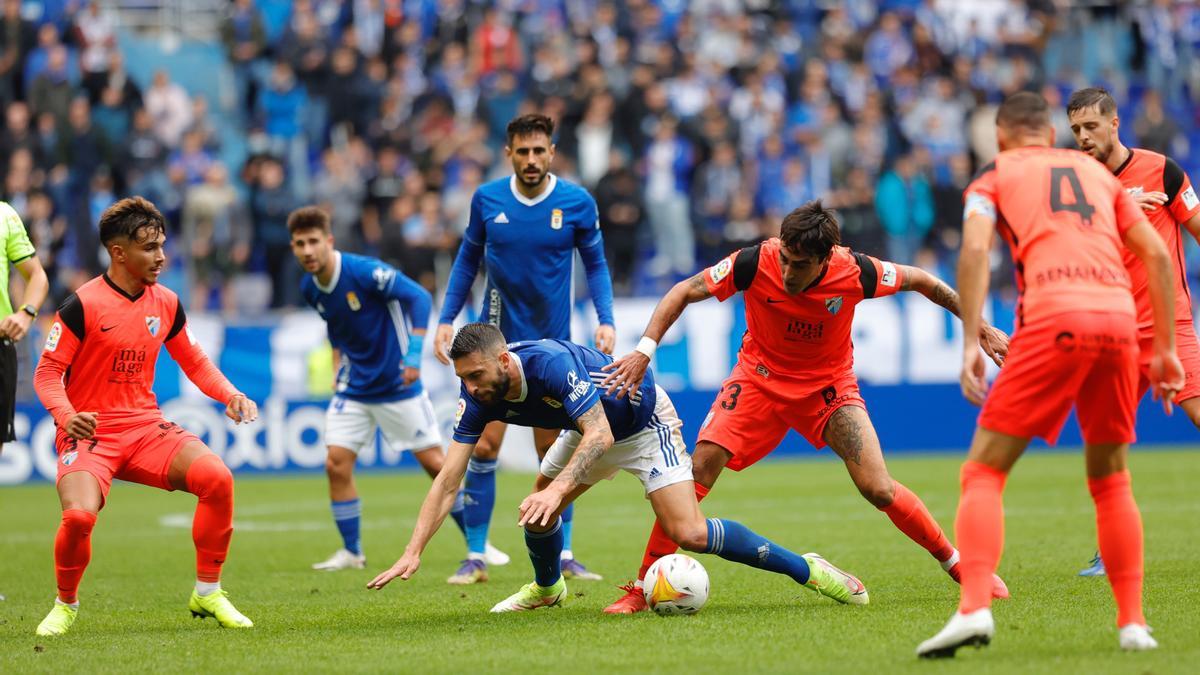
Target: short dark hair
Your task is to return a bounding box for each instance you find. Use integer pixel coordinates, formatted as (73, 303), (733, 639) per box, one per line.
(98, 196), (165, 246)
(1066, 87), (1117, 118)
(778, 200), (840, 260)
(995, 91), (1051, 132)
(287, 205), (331, 235)
(506, 114), (555, 145)
(449, 322), (507, 360)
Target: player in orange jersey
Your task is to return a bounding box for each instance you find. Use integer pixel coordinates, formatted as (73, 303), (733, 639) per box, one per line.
(31, 197), (260, 637)
(916, 92), (1183, 658)
(1067, 86), (1200, 577)
(598, 200), (1011, 614)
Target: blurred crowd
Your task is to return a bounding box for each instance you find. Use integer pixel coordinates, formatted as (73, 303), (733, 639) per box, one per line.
(5, 0), (1200, 314)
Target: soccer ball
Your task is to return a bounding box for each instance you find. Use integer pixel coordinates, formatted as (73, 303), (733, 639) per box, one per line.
(643, 554), (709, 615)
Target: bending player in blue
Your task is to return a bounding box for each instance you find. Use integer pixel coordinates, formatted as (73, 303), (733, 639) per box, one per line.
(290, 207), (506, 572)
(434, 114), (615, 584)
(368, 323), (868, 611)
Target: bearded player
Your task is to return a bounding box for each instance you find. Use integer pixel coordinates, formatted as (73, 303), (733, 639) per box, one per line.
(1067, 86), (1200, 577)
(600, 200), (1011, 613)
(32, 197), (259, 636)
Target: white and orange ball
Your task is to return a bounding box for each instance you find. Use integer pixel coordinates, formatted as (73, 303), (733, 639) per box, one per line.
(643, 554), (709, 616)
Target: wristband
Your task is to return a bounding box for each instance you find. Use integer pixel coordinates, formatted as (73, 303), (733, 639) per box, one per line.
(634, 336), (657, 360)
(404, 333), (425, 369)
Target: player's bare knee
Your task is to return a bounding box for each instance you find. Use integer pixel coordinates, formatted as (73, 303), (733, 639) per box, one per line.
(857, 476), (895, 508)
(472, 442), (500, 461)
(666, 519), (709, 552)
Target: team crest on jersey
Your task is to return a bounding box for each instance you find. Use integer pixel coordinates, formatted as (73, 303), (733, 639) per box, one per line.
(145, 315), (161, 337)
(709, 257), (732, 284)
(542, 396), (563, 409)
(61, 450), (78, 466)
(456, 398), (466, 423)
(44, 321), (62, 352)
(550, 208), (563, 230)
(825, 296), (843, 315)
(346, 291), (362, 311)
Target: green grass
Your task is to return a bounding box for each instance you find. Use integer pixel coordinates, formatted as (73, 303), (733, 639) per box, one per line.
(1, 450), (1197, 673)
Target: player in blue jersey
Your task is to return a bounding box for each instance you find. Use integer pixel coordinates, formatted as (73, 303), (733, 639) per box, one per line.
(289, 207), (506, 572)
(367, 323), (868, 611)
(433, 114), (615, 584)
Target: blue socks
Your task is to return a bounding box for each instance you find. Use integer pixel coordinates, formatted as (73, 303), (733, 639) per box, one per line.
(560, 503), (574, 557)
(331, 498), (362, 555)
(449, 489), (467, 536)
(464, 457), (497, 555)
(703, 518), (810, 584)
(525, 517), (564, 587)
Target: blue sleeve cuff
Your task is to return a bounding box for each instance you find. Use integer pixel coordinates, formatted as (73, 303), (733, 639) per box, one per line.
(404, 333), (425, 369)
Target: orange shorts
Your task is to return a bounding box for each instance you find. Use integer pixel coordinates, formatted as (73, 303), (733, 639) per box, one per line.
(979, 311), (1138, 445)
(56, 419), (200, 500)
(1136, 321), (1200, 403)
(696, 363), (864, 471)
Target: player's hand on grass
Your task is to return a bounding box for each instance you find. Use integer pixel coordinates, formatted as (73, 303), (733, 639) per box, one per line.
(1149, 349), (1185, 415)
(434, 324), (454, 365)
(402, 366), (420, 386)
(594, 324), (616, 355)
(65, 412), (98, 440)
(518, 485), (564, 528)
(1132, 190), (1168, 211)
(600, 352), (649, 399)
(226, 394), (258, 424)
(0, 311), (32, 341)
(960, 349), (988, 406)
(367, 552), (421, 589)
(978, 325), (1009, 367)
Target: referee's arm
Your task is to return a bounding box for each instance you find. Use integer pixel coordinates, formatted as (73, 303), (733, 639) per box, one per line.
(0, 255), (49, 342)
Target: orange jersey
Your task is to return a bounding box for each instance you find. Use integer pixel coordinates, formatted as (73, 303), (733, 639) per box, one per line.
(1112, 148), (1200, 331)
(704, 239), (905, 393)
(963, 147), (1143, 325)
(34, 275), (238, 429)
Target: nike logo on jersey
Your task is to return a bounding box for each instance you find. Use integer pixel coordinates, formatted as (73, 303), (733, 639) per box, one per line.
(495, 212), (509, 223)
(100, 325), (116, 332)
(505, 410), (520, 418)
(766, 298), (784, 304)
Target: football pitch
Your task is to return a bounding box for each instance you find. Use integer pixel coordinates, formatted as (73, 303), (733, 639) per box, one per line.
(1, 449), (1197, 674)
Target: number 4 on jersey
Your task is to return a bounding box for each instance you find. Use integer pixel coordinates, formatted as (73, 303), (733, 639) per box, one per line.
(1050, 167), (1096, 227)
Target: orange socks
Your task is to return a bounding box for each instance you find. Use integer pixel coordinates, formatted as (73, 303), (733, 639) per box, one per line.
(54, 509), (97, 604)
(1088, 470), (1145, 627)
(186, 454), (235, 583)
(955, 460), (1008, 614)
(880, 480), (956, 563)
(638, 483), (711, 580)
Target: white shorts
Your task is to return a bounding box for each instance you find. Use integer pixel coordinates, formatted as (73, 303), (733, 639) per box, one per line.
(540, 386), (692, 495)
(324, 393), (443, 454)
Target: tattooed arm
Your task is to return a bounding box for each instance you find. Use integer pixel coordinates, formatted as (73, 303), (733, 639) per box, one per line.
(899, 264), (1009, 367)
(517, 402), (615, 527)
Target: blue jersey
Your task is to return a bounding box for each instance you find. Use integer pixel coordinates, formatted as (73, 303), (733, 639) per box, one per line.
(301, 252), (432, 403)
(438, 174), (615, 342)
(453, 340), (656, 444)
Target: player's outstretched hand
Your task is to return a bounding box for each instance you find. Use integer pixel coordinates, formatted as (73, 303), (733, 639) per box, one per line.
(600, 352), (649, 399)
(960, 349), (988, 406)
(978, 325), (1009, 367)
(65, 412), (98, 440)
(402, 366), (420, 387)
(434, 324), (455, 366)
(1149, 349), (1185, 415)
(518, 487), (564, 528)
(367, 552), (421, 589)
(226, 394), (258, 424)
(594, 324), (616, 355)
(1133, 190), (1168, 212)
